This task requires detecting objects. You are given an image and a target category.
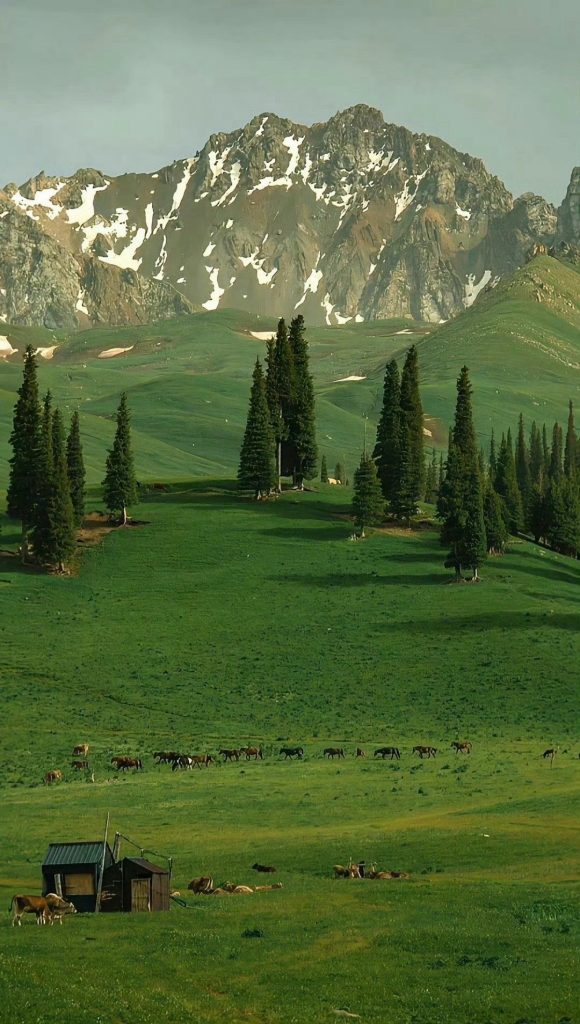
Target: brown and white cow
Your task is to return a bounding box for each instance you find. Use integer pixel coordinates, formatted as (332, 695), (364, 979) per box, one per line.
(44, 893), (77, 925)
(11, 895), (49, 926)
(44, 770), (63, 785)
(72, 744), (89, 756)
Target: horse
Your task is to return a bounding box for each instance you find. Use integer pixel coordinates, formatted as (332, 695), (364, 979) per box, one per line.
(242, 747), (263, 760)
(154, 751), (180, 763)
(356, 748), (366, 758)
(71, 760), (89, 771)
(279, 747), (304, 759)
(412, 745), (437, 758)
(190, 754), (214, 768)
(252, 863), (276, 873)
(374, 747), (400, 760)
(111, 756), (142, 771)
(324, 747), (345, 759)
(542, 748), (557, 760)
(219, 748), (241, 762)
(44, 770), (62, 785)
(171, 755), (193, 770)
(451, 741), (472, 754)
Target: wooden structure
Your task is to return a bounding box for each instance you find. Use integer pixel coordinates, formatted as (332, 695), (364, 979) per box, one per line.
(42, 841), (114, 913)
(100, 857), (170, 912)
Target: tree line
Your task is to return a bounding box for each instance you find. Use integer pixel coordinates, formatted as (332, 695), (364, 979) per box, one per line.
(238, 314), (317, 498)
(4, 346), (137, 572)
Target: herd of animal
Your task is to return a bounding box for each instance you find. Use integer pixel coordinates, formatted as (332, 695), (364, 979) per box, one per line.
(42, 741), (575, 785)
(10, 893), (77, 927)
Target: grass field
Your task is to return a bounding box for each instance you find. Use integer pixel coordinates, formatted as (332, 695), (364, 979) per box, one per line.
(1, 485), (579, 1024)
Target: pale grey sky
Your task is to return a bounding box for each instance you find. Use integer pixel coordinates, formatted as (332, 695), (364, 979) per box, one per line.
(1, 0), (578, 202)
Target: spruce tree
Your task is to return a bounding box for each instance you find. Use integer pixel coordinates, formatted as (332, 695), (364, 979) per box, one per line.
(335, 462), (345, 484)
(515, 413), (531, 526)
(390, 416), (416, 525)
(483, 482), (508, 554)
(320, 455), (329, 483)
(438, 452), (445, 492)
(438, 367), (486, 579)
(33, 409), (76, 572)
(399, 345), (424, 508)
(549, 422), (563, 482)
(238, 359), (277, 499)
(529, 484), (549, 544)
(32, 391), (56, 563)
(351, 452), (384, 537)
(494, 431), (523, 533)
(542, 424), (550, 478)
(545, 479), (580, 557)
(489, 429), (497, 481)
(373, 359), (402, 503)
(6, 345), (42, 558)
(424, 448), (438, 503)
(273, 318), (295, 485)
(66, 411), (86, 527)
(287, 314), (317, 486)
(529, 421), (543, 488)
(102, 392), (138, 524)
(564, 401), (576, 481)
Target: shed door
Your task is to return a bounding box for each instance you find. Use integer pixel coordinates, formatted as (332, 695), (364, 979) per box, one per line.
(131, 878), (150, 912)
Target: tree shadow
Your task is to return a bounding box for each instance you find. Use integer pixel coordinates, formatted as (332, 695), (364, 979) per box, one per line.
(274, 571), (444, 588)
(376, 610), (580, 634)
(261, 526), (349, 542)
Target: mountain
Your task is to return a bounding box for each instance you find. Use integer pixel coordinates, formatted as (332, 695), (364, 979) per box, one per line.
(0, 106), (577, 329)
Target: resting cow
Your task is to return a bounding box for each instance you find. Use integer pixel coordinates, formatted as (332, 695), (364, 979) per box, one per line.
(187, 876), (214, 895)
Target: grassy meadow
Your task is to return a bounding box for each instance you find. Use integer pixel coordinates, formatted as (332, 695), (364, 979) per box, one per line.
(1, 484), (579, 1024)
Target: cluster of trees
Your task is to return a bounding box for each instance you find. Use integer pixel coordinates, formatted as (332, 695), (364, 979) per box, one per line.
(5, 346), (137, 572)
(238, 315), (317, 498)
(320, 456), (346, 484)
(373, 346), (425, 522)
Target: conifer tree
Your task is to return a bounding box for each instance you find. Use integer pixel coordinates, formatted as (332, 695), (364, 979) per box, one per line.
(32, 391), (56, 563)
(542, 424), (550, 478)
(489, 429), (497, 481)
(399, 345), (424, 507)
(238, 359), (277, 500)
(373, 359), (402, 502)
(390, 416), (416, 525)
(6, 345), (42, 558)
(335, 462), (345, 484)
(438, 367), (486, 579)
(33, 408), (76, 572)
(351, 452), (384, 537)
(66, 411), (86, 527)
(529, 421), (543, 488)
(483, 482), (508, 554)
(320, 455), (329, 483)
(494, 431), (523, 533)
(564, 401), (576, 481)
(515, 413), (531, 526)
(287, 314), (317, 486)
(102, 392), (138, 524)
(545, 478), (580, 557)
(424, 448), (438, 503)
(549, 422), (563, 482)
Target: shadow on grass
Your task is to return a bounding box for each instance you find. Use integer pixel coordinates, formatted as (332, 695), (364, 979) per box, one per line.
(261, 526), (348, 542)
(274, 571), (444, 587)
(375, 611), (580, 633)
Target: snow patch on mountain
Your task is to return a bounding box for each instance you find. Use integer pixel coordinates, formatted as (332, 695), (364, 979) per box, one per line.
(238, 247), (277, 286)
(202, 266), (225, 310)
(67, 183), (109, 226)
(464, 269), (492, 307)
(294, 252), (322, 308)
(456, 204), (471, 221)
(11, 184), (65, 221)
(212, 161), (241, 207)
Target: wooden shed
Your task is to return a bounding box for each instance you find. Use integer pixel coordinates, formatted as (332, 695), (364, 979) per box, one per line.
(42, 841), (114, 913)
(101, 857), (170, 912)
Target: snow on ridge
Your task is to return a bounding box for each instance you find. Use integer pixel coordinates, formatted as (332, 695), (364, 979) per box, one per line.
(67, 182), (110, 226)
(11, 183), (65, 221)
(254, 116), (268, 137)
(80, 206), (130, 253)
(248, 134), (304, 194)
(335, 311), (352, 325)
(321, 293), (335, 326)
(100, 227), (146, 271)
(294, 252), (322, 308)
(202, 266), (225, 310)
(203, 241), (216, 257)
(456, 203), (471, 221)
(75, 290), (89, 315)
(334, 374), (366, 382)
(300, 152), (313, 185)
(154, 158), (196, 234)
(152, 234), (168, 280)
(464, 269), (492, 308)
(225, 219), (234, 229)
(145, 202), (154, 239)
(212, 161), (241, 207)
(238, 247), (278, 287)
(394, 169), (427, 221)
(208, 147), (231, 188)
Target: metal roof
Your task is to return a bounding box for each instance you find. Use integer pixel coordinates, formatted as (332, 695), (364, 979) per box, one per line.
(42, 842), (113, 867)
(125, 857), (168, 875)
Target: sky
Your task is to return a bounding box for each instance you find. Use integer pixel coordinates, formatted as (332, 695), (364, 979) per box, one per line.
(1, 0), (578, 203)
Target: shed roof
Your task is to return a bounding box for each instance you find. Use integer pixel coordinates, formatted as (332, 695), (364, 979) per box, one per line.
(125, 857), (168, 875)
(43, 842), (112, 867)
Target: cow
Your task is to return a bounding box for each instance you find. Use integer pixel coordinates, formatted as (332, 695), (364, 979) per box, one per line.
(187, 876), (214, 895)
(327, 478), (339, 485)
(71, 760), (89, 771)
(253, 883), (283, 891)
(279, 747), (304, 759)
(324, 747), (345, 759)
(72, 744), (89, 757)
(44, 770), (62, 785)
(251, 863), (276, 873)
(242, 747), (263, 760)
(11, 895), (50, 926)
(374, 747), (401, 760)
(412, 745), (437, 758)
(367, 869), (409, 880)
(542, 748), (557, 761)
(333, 862), (360, 879)
(451, 741), (472, 754)
(44, 893), (77, 925)
(219, 748), (241, 762)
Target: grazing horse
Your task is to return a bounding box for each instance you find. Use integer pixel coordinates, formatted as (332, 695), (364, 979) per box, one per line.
(542, 748), (557, 760)
(356, 748), (366, 758)
(324, 747), (345, 759)
(252, 863), (276, 873)
(242, 747), (263, 760)
(413, 745), (437, 759)
(451, 741), (472, 754)
(191, 754), (214, 768)
(279, 747), (304, 759)
(111, 756), (142, 771)
(219, 748), (241, 762)
(72, 744), (89, 757)
(187, 876), (214, 895)
(71, 760), (89, 771)
(171, 755), (193, 770)
(374, 747), (401, 760)
(154, 751), (180, 764)
(44, 770), (62, 785)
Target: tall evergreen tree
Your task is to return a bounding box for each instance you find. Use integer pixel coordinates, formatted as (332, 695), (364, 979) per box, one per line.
(351, 452), (384, 537)
(102, 393), (138, 524)
(6, 345), (42, 558)
(390, 416), (417, 525)
(515, 413), (531, 526)
(320, 455), (329, 483)
(424, 448), (438, 503)
(399, 345), (424, 508)
(545, 478), (580, 557)
(494, 431), (523, 533)
(483, 482), (508, 554)
(287, 314), (317, 486)
(564, 401), (576, 481)
(542, 424), (550, 478)
(489, 429), (497, 481)
(238, 359), (277, 499)
(549, 421), (563, 482)
(32, 391), (56, 563)
(33, 408), (76, 571)
(66, 411), (86, 527)
(438, 452), (445, 491)
(529, 421), (543, 488)
(335, 462), (345, 484)
(373, 359), (402, 503)
(438, 367), (486, 579)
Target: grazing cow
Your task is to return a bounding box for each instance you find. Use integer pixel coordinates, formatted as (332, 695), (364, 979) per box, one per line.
(324, 747), (345, 759)
(219, 748), (241, 762)
(333, 862), (360, 879)
(11, 895), (50, 926)
(187, 876), (214, 895)
(356, 748), (366, 758)
(252, 863), (276, 873)
(44, 893), (77, 925)
(242, 747), (263, 760)
(279, 747), (304, 759)
(412, 745), (437, 759)
(44, 770), (62, 785)
(71, 760), (89, 771)
(111, 756), (143, 771)
(374, 747), (401, 760)
(72, 744), (89, 757)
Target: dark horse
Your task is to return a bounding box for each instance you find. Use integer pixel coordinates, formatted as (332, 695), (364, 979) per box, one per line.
(412, 746), (437, 759)
(279, 747), (304, 759)
(323, 747), (345, 759)
(451, 741), (472, 754)
(374, 747), (401, 760)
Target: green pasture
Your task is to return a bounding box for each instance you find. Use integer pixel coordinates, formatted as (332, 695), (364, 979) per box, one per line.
(1, 485), (579, 1023)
